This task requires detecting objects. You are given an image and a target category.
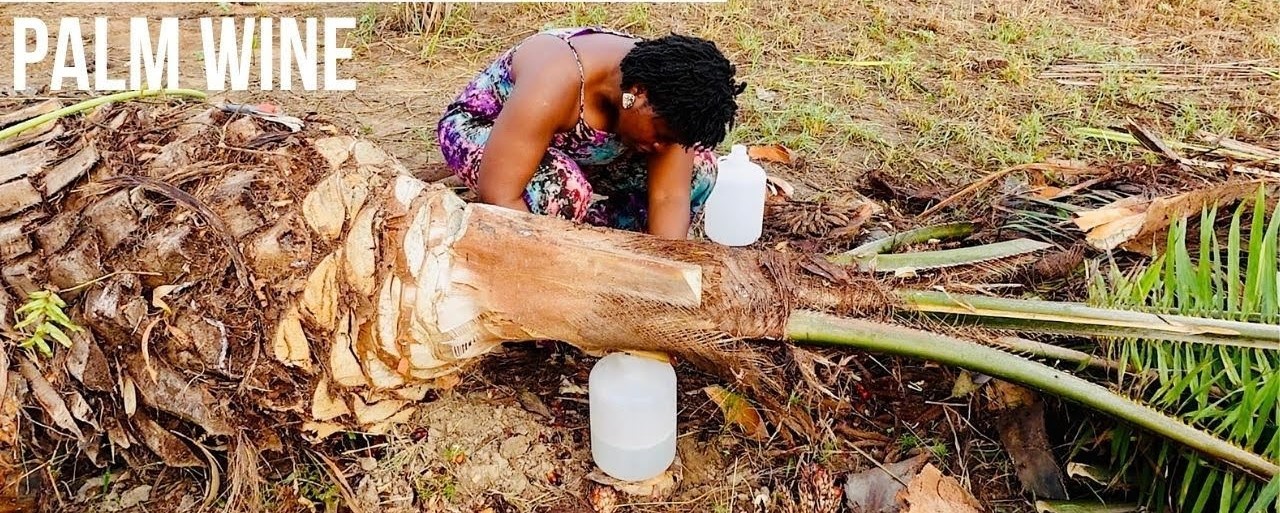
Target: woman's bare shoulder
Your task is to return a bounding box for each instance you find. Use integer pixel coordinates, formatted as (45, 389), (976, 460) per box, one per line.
(509, 35), (579, 83)
(502, 36), (585, 130)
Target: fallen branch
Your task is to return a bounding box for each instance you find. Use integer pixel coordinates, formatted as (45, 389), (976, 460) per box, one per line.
(1075, 127), (1280, 169)
(0, 89), (208, 141)
(917, 161), (1098, 219)
(787, 310), (1279, 480)
(831, 221), (978, 263)
(896, 289), (1280, 349)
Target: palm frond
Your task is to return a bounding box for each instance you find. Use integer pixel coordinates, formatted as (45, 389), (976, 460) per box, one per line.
(1086, 184), (1280, 511)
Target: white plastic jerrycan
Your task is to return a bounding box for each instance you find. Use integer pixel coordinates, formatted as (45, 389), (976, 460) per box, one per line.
(589, 351), (678, 482)
(703, 144), (767, 246)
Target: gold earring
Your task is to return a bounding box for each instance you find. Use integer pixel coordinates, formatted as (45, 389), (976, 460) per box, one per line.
(622, 93), (635, 109)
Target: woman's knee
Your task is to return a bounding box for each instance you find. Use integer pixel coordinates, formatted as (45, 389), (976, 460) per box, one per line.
(436, 112), (487, 180)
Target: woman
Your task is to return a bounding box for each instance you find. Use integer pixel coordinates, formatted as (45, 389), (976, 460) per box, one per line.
(436, 27), (746, 240)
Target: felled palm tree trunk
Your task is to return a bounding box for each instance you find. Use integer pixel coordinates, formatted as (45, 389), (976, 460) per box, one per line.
(0, 99), (850, 507)
(1, 99), (1275, 510)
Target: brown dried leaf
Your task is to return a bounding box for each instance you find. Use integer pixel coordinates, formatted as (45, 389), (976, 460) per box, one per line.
(107, 420), (133, 450)
(66, 391), (99, 430)
(766, 174), (797, 201)
(1074, 180), (1271, 253)
(17, 356), (83, 440)
(0, 371), (25, 446)
(79, 429), (103, 468)
(121, 374), (137, 417)
(898, 464), (983, 513)
(748, 144), (795, 165)
(133, 410), (204, 468)
(127, 355), (234, 437)
(799, 254), (853, 284)
(517, 391), (553, 420)
(150, 282), (191, 316)
(828, 203), (876, 239)
(985, 379), (1038, 411)
(113, 485), (154, 511)
(65, 329), (112, 392)
(844, 453), (930, 513)
(140, 317), (161, 384)
(995, 394), (1068, 499)
(704, 385), (767, 440)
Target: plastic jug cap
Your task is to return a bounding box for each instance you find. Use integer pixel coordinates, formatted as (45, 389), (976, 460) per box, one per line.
(729, 144), (748, 159)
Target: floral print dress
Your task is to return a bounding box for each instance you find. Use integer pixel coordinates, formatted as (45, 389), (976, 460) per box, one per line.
(435, 26), (718, 232)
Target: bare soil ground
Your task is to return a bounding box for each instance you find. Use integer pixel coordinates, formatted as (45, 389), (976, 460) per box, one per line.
(2, 1), (1277, 512)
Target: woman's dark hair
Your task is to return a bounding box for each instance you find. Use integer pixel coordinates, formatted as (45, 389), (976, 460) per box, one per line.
(620, 33), (746, 150)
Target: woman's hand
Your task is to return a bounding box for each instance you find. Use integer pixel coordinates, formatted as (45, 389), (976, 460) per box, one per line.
(646, 145), (696, 240)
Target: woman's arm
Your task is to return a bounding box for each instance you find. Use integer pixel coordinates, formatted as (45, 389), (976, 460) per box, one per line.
(645, 146), (696, 239)
(474, 43), (581, 212)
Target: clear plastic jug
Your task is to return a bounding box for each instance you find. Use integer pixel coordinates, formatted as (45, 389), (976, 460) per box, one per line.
(589, 352), (678, 481)
(703, 144), (767, 246)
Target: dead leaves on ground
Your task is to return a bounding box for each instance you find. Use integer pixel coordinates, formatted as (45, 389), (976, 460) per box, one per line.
(1072, 179), (1275, 253)
(845, 453), (931, 513)
(844, 454), (984, 513)
(749, 144), (800, 204)
(704, 385), (768, 440)
(749, 143), (800, 167)
(17, 355), (82, 440)
(987, 382), (1068, 500)
(899, 464), (984, 513)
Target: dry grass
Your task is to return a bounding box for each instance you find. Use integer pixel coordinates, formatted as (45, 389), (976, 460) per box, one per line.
(333, 0), (1280, 207)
